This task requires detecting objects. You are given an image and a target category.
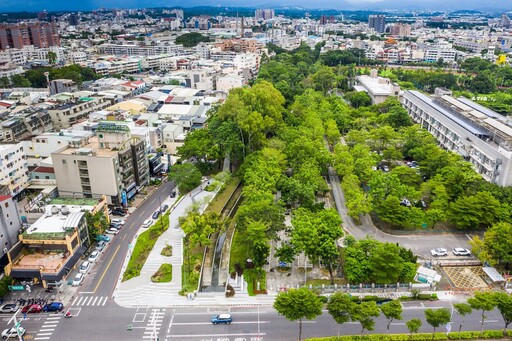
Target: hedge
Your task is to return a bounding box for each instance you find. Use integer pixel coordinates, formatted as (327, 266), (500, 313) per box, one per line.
(306, 330), (511, 341)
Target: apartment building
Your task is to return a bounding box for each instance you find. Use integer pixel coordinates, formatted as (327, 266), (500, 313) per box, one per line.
(47, 95), (111, 130)
(52, 122), (149, 204)
(50, 79), (79, 95)
(369, 15), (386, 33)
(0, 48), (27, 65)
(0, 108), (53, 143)
(0, 65), (24, 79)
(402, 89), (512, 186)
(0, 143), (29, 198)
(0, 195), (22, 260)
(0, 22), (60, 50)
(423, 46), (457, 63)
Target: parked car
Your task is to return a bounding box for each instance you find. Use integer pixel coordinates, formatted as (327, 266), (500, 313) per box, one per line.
(106, 228), (119, 235)
(42, 302), (63, 312)
(211, 313), (232, 325)
(109, 223), (122, 229)
(170, 190), (176, 198)
(160, 204), (169, 213)
(21, 304), (42, 314)
(111, 209), (126, 216)
(72, 273), (84, 287)
(96, 241), (107, 251)
(453, 248), (471, 256)
(110, 219), (125, 226)
(95, 234), (110, 242)
(152, 211), (161, 219)
(88, 250), (100, 263)
(142, 219), (153, 228)
(2, 327), (25, 339)
(400, 199), (412, 207)
(430, 248), (448, 257)
(0, 304), (18, 314)
(79, 261), (91, 274)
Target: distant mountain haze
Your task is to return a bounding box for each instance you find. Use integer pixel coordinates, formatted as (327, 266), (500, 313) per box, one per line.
(0, 0), (510, 12)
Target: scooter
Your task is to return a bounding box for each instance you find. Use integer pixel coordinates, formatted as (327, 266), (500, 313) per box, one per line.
(64, 311), (72, 318)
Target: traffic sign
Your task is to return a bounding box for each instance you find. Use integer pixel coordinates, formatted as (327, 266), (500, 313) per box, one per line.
(8, 285), (24, 291)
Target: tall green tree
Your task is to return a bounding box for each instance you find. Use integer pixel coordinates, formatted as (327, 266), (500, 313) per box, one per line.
(470, 222), (512, 266)
(494, 292), (512, 335)
(424, 308), (451, 340)
(468, 291), (497, 333)
(168, 163), (202, 193)
(327, 292), (355, 333)
(273, 287), (323, 341)
(453, 303), (472, 337)
(381, 300), (403, 330)
(10, 74), (31, 87)
(352, 301), (380, 335)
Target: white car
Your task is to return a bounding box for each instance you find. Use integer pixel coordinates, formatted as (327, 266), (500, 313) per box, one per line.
(2, 327), (25, 339)
(142, 219), (153, 228)
(79, 261), (91, 274)
(111, 219), (125, 226)
(430, 248), (448, 257)
(72, 273), (84, 287)
(106, 228), (119, 235)
(453, 248), (471, 256)
(88, 250), (100, 263)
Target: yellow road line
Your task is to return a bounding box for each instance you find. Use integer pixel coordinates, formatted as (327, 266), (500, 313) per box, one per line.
(93, 245), (120, 293)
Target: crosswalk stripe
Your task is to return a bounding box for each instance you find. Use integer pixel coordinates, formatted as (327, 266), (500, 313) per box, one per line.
(101, 296), (108, 305)
(86, 297), (92, 306)
(72, 296), (79, 305)
(34, 337), (50, 340)
(76, 297), (84, 305)
(92, 297), (98, 305)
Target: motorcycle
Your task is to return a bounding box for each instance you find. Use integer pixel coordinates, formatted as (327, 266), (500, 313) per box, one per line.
(64, 311), (72, 318)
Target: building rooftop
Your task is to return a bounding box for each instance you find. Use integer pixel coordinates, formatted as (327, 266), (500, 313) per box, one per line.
(56, 136), (118, 157)
(357, 75), (397, 96)
(26, 204), (90, 234)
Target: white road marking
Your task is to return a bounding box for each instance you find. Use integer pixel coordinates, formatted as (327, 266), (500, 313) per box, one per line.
(34, 337), (51, 340)
(133, 313), (146, 323)
(91, 297), (99, 305)
(71, 296), (79, 305)
(172, 321), (270, 326)
(168, 333), (267, 338)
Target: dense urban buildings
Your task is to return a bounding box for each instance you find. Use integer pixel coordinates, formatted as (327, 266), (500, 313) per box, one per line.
(0, 22), (60, 49)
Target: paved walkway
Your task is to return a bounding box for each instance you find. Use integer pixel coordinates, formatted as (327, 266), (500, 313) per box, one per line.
(114, 183), (217, 308)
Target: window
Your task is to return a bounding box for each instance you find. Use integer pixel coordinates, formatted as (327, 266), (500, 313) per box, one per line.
(45, 176), (50, 179)
(35, 176), (40, 179)
(4, 202), (8, 208)
(62, 160), (67, 164)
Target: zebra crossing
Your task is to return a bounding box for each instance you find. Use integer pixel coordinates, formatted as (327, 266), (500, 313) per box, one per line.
(71, 295), (109, 307)
(34, 314), (62, 340)
(142, 308), (166, 340)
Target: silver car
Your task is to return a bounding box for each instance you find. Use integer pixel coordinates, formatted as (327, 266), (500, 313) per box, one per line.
(431, 248), (448, 257)
(453, 248), (471, 256)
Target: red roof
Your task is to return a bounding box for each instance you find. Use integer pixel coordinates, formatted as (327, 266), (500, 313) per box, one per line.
(135, 119), (146, 126)
(0, 102), (11, 108)
(164, 95), (174, 104)
(0, 195), (12, 202)
(33, 166), (55, 173)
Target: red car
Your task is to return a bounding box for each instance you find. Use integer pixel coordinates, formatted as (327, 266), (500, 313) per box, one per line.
(21, 304), (42, 314)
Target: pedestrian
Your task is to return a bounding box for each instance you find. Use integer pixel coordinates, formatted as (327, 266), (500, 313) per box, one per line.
(23, 312), (27, 320)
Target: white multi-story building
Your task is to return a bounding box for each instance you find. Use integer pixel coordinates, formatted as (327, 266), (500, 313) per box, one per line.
(354, 70), (401, 104)
(0, 65), (24, 79)
(402, 89), (512, 186)
(0, 143), (29, 198)
(0, 195), (22, 259)
(0, 48), (27, 65)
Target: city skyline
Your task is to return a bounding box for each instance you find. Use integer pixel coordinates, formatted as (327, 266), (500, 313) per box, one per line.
(0, 0), (511, 13)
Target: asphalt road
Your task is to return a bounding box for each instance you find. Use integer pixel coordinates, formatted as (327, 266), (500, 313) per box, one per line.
(46, 300), (506, 341)
(327, 166), (474, 259)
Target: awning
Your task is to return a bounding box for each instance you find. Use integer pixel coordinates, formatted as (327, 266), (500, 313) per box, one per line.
(41, 246), (87, 282)
(482, 267), (505, 283)
(9, 269), (41, 279)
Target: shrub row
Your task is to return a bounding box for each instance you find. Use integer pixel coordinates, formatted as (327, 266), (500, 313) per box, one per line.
(307, 330), (511, 341)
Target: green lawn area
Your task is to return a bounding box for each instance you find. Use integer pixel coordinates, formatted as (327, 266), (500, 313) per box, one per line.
(206, 176), (240, 214)
(151, 264), (173, 282)
(181, 245), (204, 294)
(122, 213), (170, 282)
(228, 230), (248, 274)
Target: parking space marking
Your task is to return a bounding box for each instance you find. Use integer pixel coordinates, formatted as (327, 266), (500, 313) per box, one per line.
(67, 307), (81, 316)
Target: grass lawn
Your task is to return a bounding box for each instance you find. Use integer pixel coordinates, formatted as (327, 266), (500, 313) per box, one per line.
(122, 213), (170, 282)
(206, 176), (240, 214)
(151, 264), (172, 282)
(181, 245), (204, 294)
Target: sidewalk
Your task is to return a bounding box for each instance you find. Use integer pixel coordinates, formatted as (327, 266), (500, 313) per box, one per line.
(113, 183), (218, 308)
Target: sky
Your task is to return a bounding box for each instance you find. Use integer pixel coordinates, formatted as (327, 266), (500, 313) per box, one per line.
(0, 0), (510, 12)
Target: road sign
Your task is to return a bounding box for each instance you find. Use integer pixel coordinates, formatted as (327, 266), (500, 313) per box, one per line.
(8, 285), (24, 291)
(14, 321), (21, 329)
